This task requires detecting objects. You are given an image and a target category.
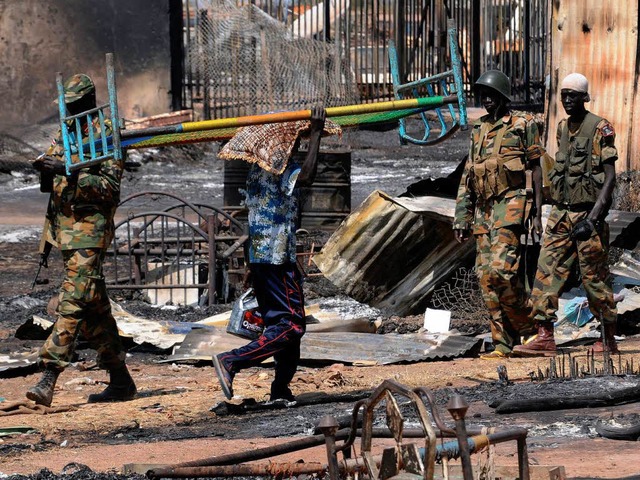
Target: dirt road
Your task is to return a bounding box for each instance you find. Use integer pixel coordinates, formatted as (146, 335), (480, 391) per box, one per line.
(2, 340), (640, 478)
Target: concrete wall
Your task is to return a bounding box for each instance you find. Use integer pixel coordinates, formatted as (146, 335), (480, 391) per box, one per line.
(0, 0), (172, 131)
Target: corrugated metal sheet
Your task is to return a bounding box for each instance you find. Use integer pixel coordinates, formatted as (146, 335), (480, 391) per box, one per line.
(312, 191), (476, 316)
(617, 287), (640, 315)
(545, 1), (639, 171)
(606, 210), (640, 250)
(0, 351), (38, 375)
(611, 252), (640, 286)
(165, 326), (482, 365)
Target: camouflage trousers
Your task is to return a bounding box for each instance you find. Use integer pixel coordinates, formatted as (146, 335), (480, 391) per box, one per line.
(475, 226), (532, 354)
(39, 248), (126, 372)
(530, 208), (616, 325)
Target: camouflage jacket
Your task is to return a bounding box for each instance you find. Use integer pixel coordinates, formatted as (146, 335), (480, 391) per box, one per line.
(43, 119), (124, 250)
(454, 112), (543, 234)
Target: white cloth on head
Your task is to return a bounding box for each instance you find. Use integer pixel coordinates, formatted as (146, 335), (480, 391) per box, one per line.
(561, 73), (589, 93)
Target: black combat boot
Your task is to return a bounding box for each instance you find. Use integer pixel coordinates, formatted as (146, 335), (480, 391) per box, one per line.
(26, 368), (60, 407)
(87, 365), (137, 403)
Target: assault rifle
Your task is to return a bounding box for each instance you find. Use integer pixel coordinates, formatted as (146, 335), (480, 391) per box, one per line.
(31, 241), (52, 290)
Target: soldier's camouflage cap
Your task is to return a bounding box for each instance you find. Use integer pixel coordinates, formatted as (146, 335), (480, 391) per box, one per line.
(54, 73), (95, 104)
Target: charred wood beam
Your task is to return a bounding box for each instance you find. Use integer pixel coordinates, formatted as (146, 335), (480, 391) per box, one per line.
(495, 383), (640, 414)
(210, 390), (373, 416)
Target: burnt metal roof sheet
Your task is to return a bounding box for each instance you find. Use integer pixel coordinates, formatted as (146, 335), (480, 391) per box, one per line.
(313, 191), (475, 316)
(165, 326), (482, 365)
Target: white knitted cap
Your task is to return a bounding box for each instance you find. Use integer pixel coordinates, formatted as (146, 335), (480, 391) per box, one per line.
(561, 73), (589, 93)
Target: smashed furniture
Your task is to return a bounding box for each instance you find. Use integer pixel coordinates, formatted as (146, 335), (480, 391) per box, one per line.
(313, 190), (475, 316)
(314, 193), (640, 316)
(106, 191), (248, 306)
(147, 379), (533, 480)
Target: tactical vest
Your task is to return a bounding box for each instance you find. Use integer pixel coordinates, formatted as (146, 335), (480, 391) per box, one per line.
(469, 121), (526, 201)
(549, 112), (605, 205)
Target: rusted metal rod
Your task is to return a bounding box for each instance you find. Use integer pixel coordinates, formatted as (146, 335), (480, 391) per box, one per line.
(148, 432), (345, 476)
(149, 427), (427, 477)
(149, 429), (529, 479)
(149, 423), (508, 478)
(317, 415), (341, 480)
(447, 394), (474, 480)
(155, 461), (332, 478)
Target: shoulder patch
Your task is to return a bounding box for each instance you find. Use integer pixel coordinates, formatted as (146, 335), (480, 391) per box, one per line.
(601, 123), (615, 137)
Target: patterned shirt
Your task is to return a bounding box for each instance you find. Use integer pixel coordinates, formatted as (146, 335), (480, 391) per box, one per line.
(245, 161), (301, 264)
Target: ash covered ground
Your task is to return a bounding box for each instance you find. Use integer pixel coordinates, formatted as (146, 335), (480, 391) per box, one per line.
(2, 123), (640, 479)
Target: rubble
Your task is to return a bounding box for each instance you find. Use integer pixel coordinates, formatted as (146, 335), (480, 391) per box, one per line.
(2, 127), (640, 478)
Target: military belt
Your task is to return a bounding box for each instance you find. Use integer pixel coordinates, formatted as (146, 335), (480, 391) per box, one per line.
(554, 202), (594, 212)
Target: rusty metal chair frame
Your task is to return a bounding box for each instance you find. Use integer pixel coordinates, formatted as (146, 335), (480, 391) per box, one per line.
(336, 380), (439, 480)
(325, 379), (530, 480)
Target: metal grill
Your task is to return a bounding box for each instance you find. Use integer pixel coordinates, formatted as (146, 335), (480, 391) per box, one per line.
(103, 191), (325, 305)
(104, 192), (248, 306)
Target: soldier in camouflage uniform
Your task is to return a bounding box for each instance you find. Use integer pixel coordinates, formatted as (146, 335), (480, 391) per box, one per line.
(26, 74), (136, 407)
(454, 70), (544, 359)
(514, 73), (619, 356)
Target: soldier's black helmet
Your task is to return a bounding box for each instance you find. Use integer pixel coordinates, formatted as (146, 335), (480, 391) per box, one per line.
(475, 70), (511, 102)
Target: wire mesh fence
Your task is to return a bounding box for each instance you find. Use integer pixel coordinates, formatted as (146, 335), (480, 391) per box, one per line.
(430, 266), (490, 325)
(182, 0), (548, 119)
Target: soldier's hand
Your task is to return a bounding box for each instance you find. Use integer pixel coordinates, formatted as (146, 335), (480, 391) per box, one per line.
(33, 155), (65, 175)
(454, 228), (470, 243)
(570, 218), (595, 241)
(309, 106), (326, 132)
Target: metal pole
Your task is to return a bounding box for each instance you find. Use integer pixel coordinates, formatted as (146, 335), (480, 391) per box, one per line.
(169, 0), (184, 111)
(446, 395), (474, 480)
(317, 416), (341, 480)
(517, 436), (531, 480)
(200, 9), (211, 120)
(471, 0), (481, 106)
(324, 0), (331, 42)
(120, 95), (459, 139)
(523, 0), (531, 104)
(106, 53), (122, 162)
(207, 214), (216, 305)
(395, 0), (407, 84)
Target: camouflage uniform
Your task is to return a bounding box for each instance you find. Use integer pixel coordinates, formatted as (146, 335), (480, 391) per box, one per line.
(454, 112), (543, 354)
(530, 113), (617, 326)
(38, 116), (126, 372)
